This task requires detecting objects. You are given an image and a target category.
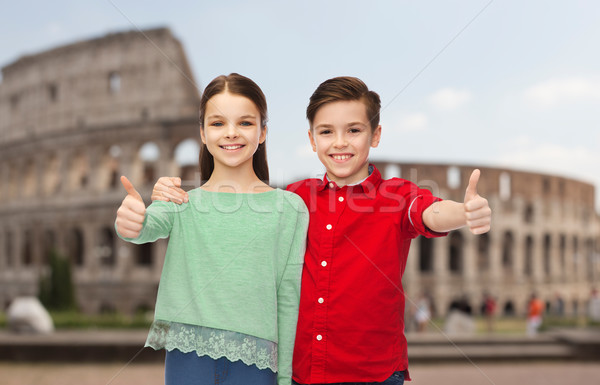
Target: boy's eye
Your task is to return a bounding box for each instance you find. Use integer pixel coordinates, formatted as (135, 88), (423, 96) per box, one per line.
(349, 128), (361, 133)
(319, 129), (332, 135)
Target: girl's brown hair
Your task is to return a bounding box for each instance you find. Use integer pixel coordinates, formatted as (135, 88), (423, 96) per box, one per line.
(306, 76), (381, 130)
(198, 73), (269, 183)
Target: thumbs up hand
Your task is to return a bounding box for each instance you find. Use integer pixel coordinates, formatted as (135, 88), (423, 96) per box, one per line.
(116, 176), (146, 239)
(463, 169), (491, 234)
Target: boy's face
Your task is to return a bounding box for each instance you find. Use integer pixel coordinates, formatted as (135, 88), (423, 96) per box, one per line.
(308, 100), (381, 187)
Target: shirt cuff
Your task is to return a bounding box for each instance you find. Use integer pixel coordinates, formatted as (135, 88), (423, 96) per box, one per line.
(408, 195), (449, 238)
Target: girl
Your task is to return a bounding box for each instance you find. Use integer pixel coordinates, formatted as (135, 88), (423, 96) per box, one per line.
(115, 73), (309, 385)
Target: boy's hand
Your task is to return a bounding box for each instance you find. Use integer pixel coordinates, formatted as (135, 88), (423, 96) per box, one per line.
(151, 177), (188, 204)
(463, 169), (491, 234)
(116, 176), (146, 238)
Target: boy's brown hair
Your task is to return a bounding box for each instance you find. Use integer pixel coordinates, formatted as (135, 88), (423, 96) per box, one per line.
(306, 76), (381, 130)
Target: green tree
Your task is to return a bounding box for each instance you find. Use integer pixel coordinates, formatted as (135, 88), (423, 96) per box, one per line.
(38, 249), (77, 311)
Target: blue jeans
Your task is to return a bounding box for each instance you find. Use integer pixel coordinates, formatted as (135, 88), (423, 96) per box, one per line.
(165, 349), (277, 385)
(292, 371), (405, 385)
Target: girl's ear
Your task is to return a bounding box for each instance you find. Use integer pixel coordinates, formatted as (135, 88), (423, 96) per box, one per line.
(259, 125), (267, 144)
(199, 126), (207, 144)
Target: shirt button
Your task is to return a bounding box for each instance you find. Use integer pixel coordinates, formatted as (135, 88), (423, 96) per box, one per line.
(316, 334), (323, 341)
(318, 297), (324, 304)
(329, 182), (334, 189)
(321, 261), (327, 267)
(338, 196), (344, 202)
(326, 224), (332, 230)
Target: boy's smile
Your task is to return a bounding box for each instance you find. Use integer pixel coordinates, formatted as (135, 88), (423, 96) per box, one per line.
(309, 100), (381, 187)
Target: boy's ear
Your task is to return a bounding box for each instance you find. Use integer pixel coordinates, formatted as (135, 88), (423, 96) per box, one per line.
(370, 125), (382, 148)
(308, 129), (317, 152)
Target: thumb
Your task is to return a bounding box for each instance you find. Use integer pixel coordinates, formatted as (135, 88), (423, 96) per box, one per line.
(464, 169), (480, 202)
(173, 177), (182, 187)
(121, 176), (142, 201)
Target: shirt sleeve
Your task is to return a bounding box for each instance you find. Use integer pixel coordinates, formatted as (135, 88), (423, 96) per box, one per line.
(406, 187), (448, 239)
(276, 197), (309, 385)
(115, 200), (177, 244)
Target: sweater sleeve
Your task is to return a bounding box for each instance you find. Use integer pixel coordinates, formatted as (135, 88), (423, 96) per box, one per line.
(276, 197), (309, 385)
(115, 200), (177, 244)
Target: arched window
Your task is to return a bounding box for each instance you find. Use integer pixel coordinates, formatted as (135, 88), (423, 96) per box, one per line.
(98, 228), (115, 267)
(499, 172), (511, 201)
(419, 236), (434, 272)
(449, 232), (464, 273)
(23, 229), (33, 266)
(524, 236), (534, 277)
(447, 166), (461, 190)
(502, 231), (514, 271)
(67, 228), (84, 266)
(139, 141), (160, 186)
(543, 234), (552, 277)
(477, 233), (490, 271)
(137, 243), (153, 267)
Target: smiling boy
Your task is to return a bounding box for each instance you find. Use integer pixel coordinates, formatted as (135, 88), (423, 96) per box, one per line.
(151, 76), (491, 385)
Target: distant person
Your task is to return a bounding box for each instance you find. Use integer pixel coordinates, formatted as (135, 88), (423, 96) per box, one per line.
(527, 293), (544, 337)
(482, 293), (497, 333)
(151, 76), (492, 385)
(552, 292), (565, 317)
(413, 293), (432, 333)
(589, 288), (600, 322)
(115, 73), (308, 385)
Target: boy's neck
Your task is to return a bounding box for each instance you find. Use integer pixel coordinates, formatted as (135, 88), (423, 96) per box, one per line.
(326, 163), (372, 187)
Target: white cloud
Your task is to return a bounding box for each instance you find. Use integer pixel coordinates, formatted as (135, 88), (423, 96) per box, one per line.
(524, 77), (600, 107)
(383, 112), (428, 133)
(495, 140), (600, 209)
(428, 88), (471, 111)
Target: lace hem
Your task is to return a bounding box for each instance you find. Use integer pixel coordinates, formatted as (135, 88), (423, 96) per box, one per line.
(145, 320), (278, 372)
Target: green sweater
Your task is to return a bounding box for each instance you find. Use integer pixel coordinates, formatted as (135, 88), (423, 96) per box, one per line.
(116, 188), (308, 384)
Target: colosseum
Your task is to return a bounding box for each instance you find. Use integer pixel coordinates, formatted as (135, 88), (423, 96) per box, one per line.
(0, 28), (599, 319)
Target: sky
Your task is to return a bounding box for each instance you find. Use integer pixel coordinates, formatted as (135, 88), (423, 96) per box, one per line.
(1, 0), (599, 209)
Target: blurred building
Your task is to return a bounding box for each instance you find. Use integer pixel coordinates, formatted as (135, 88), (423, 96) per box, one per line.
(373, 162), (600, 318)
(0, 28), (598, 318)
(0, 28), (201, 314)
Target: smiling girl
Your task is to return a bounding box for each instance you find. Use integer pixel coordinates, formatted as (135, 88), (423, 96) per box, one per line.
(115, 73), (309, 385)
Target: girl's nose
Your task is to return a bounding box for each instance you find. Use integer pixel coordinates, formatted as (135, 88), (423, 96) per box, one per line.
(224, 122), (239, 139)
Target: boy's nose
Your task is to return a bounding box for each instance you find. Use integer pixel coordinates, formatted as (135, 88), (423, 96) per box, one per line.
(333, 133), (348, 148)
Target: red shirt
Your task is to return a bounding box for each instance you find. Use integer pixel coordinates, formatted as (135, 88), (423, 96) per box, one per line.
(287, 165), (447, 384)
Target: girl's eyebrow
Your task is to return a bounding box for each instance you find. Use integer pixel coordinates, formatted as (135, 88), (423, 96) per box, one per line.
(239, 114), (257, 120)
(206, 114), (257, 120)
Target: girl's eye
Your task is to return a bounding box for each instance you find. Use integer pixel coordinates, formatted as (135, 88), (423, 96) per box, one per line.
(211, 121), (224, 127)
(240, 121), (254, 127)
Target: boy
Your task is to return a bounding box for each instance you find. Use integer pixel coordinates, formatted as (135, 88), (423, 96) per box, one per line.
(150, 76), (491, 384)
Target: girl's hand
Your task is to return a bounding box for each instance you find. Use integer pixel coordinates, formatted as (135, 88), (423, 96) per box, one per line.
(116, 176), (146, 238)
(463, 169), (492, 234)
(151, 177), (188, 204)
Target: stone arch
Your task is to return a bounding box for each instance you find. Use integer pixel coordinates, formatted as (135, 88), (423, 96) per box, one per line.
(524, 235), (534, 277)
(175, 138), (200, 183)
(585, 238), (595, 281)
(43, 153), (60, 196)
(98, 227), (116, 267)
(543, 234), (552, 277)
(502, 231), (514, 272)
(23, 229), (34, 266)
(98, 145), (121, 191)
(23, 159), (36, 198)
(449, 232), (464, 274)
(42, 229), (56, 266)
(499, 172), (511, 201)
(559, 234), (567, 279)
(69, 151), (90, 191)
(419, 236), (434, 273)
(4, 229), (14, 268)
(67, 228), (85, 266)
(136, 242), (153, 267)
(477, 233), (490, 272)
(137, 141), (161, 186)
(524, 203), (535, 224)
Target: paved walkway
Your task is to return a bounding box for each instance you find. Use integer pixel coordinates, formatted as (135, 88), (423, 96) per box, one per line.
(2, 362), (600, 385)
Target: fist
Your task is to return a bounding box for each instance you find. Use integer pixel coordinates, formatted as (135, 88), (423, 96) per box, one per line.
(116, 176), (146, 238)
(464, 169), (492, 235)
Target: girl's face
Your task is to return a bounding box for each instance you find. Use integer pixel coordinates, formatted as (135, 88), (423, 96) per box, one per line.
(201, 91), (266, 173)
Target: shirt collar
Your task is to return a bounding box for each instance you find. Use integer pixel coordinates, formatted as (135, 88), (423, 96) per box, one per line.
(318, 164), (381, 196)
